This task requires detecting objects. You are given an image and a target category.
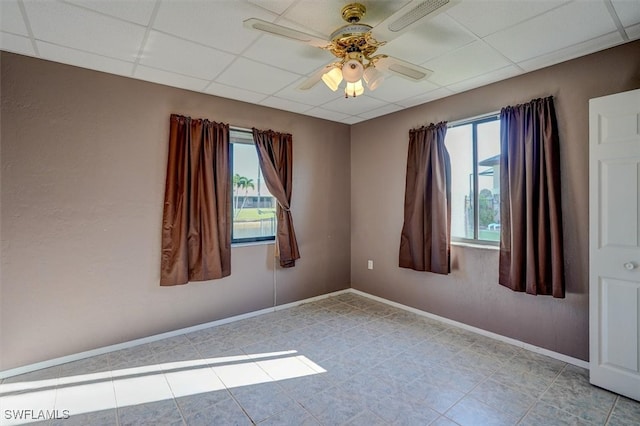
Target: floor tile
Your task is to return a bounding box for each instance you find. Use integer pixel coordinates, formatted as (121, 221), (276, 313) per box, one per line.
(343, 409), (388, 425)
(257, 403), (320, 425)
(164, 363), (225, 398)
(299, 387), (369, 425)
(430, 416), (462, 426)
(367, 394), (439, 424)
(446, 396), (519, 426)
(3, 293), (639, 426)
(231, 384), (298, 423)
(112, 369), (174, 407)
(117, 399), (184, 426)
(211, 357), (274, 389)
(54, 377), (117, 416)
(540, 371), (616, 424)
(468, 378), (536, 418)
(518, 401), (595, 426)
(608, 396), (640, 426)
(50, 408), (118, 426)
(176, 390), (253, 425)
(490, 366), (554, 398)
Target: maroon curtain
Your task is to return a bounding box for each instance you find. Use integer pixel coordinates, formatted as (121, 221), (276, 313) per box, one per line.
(399, 122), (451, 274)
(499, 97), (564, 297)
(160, 114), (231, 286)
(252, 128), (300, 268)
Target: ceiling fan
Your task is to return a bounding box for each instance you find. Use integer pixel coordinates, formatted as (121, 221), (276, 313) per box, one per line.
(244, 0), (458, 98)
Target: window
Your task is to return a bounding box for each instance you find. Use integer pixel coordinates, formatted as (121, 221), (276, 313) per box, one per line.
(445, 114), (501, 243)
(230, 129), (276, 244)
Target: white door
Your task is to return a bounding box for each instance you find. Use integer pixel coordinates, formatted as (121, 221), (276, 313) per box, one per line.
(589, 88), (640, 401)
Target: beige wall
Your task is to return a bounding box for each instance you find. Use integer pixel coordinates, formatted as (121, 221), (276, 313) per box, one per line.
(0, 53), (351, 370)
(2, 41), (639, 371)
(351, 40), (640, 361)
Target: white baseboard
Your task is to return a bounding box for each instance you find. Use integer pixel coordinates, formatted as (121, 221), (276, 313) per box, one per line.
(0, 286), (586, 378)
(348, 288), (589, 369)
(0, 288), (351, 379)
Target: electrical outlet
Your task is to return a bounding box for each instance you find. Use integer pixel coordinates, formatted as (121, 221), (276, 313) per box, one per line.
(367, 260), (373, 270)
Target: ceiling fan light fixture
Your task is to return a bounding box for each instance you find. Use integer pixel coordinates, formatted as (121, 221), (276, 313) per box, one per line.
(363, 66), (384, 91)
(345, 80), (364, 97)
(321, 66), (343, 91)
(342, 58), (364, 83)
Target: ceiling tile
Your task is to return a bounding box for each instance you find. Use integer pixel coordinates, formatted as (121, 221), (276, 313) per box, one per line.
(447, 65), (522, 93)
(259, 96), (314, 113)
(215, 57), (301, 95)
(5, 0), (637, 125)
(395, 87), (455, 108)
(304, 107), (350, 122)
(357, 103), (404, 119)
(0, 32), (35, 56)
(367, 76), (440, 103)
(322, 94), (387, 115)
(281, 0), (412, 38)
(153, 0), (273, 54)
(340, 116), (366, 125)
(517, 31), (624, 72)
(382, 14), (476, 65)
(140, 31), (236, 80)
(134, 65), (209, 92)
(446, 0), (569, 38)
(23, 0), (145, 61)
(275, 76), (344, 105)
(38, 41), (135, 77)
(242, 34), (332, 75)
(627, 22), (640, 39)
(65, 0), (157, 26)
(247, 0), (297, 16)
(484, 0), (618, 63)
(1, 0), (29, 36)
(611, 0), (640, 27)
(423, 41), (511, 86)
(204, 81), (268, 104)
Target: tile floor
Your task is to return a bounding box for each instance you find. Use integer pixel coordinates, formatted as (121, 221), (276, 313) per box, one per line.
(1, 292), (639, 425)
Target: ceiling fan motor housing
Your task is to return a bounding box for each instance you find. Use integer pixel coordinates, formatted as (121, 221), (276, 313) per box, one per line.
(341, 3), (366, 23)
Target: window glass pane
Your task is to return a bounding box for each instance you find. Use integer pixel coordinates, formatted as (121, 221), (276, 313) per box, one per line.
(445, 124), (474, 239)
(477, 120), (500, 242)
(232, 141), (276, 242)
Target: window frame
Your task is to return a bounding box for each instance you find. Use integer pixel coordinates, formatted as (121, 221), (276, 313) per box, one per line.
(447, 112), (501, 246)
(230, 127), (276, 245)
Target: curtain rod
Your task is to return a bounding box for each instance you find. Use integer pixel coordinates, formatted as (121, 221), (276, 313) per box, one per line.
(448, 110), (500, 128)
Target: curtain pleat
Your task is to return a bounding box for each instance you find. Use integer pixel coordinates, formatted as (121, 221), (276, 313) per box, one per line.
(160, 114), (231, 286)
(499, 97), (564, 297)
(252, 128), (300, 268)
(399, 122), (451, 274)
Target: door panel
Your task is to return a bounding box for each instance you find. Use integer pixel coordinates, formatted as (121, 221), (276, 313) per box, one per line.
(600, 159), (639, 248)
(599, 277), (638, 371)
(590, 88), (640, 402)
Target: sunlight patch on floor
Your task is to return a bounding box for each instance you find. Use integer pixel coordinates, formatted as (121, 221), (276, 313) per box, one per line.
(0, 350), (325, 425)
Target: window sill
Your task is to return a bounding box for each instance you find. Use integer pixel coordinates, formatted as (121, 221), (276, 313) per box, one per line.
(451, 241), (499, 251)
(232, 240), (275, 248)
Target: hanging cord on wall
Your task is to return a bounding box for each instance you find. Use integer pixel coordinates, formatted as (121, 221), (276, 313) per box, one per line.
(273, 245), (278, 308)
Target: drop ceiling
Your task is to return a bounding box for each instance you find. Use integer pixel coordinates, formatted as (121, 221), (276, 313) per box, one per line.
(1, 0), (638, 124)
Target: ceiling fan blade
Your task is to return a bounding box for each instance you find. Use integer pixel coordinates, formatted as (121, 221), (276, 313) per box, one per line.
(371, 0), (460, 42)
(297, 64), (334, 91)
(243, 18), (329, 48)
(376, 56), (433, 81)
